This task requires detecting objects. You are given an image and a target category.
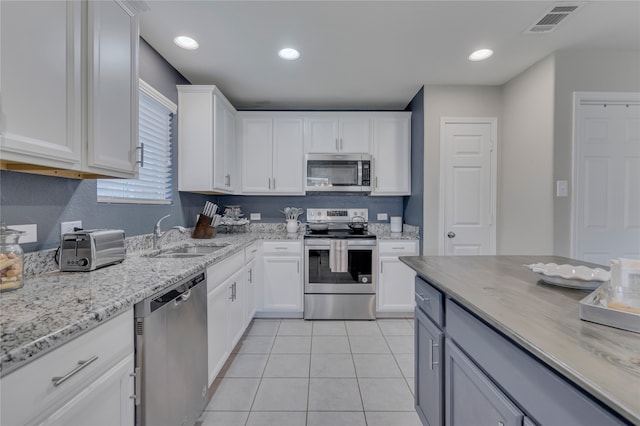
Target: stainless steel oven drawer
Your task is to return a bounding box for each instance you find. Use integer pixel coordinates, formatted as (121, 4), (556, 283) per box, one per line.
(304, 294), (375, 320)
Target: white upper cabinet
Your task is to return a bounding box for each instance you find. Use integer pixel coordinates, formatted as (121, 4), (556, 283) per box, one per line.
(240, 112), (304, 195)
(177, 85), (237, 193)
(0, 0), (140, 179)
(85, 0), (139, 178)
(371, 112), (411, 196)
(305, 112), (371, 153)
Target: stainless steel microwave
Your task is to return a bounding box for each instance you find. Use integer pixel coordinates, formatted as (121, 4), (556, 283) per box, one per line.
(305, 153), (372, 192)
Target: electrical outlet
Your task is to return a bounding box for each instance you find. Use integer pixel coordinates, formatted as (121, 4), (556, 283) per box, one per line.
(61, 220), (83, 237)
(377, 213), (388, 221)
(9, 224), (37, 243)
(250, 213), (261, 221)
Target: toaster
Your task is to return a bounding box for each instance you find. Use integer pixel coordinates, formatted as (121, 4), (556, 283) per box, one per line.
(59, 229), (126, 272)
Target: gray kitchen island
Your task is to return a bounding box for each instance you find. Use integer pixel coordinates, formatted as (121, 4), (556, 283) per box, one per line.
(400, 255), (639, 426)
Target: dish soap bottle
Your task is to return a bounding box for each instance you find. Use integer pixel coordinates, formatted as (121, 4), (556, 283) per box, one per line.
(0, 223), (25, 292)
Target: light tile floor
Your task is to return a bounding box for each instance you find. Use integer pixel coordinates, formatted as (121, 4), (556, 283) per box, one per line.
(198, 318), (421, 426)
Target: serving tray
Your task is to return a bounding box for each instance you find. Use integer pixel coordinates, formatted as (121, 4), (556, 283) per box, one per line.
(579, 285), (640, 334)
(526, 263), (610, 290)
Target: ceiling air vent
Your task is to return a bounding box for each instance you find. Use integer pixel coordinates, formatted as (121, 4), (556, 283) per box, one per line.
(524, 3), (583, 34)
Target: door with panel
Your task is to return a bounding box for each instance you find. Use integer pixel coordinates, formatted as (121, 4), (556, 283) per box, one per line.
(207, 280), (228, 386)
(440, 119), (497, 255)
(272, 117), (304, 193)
(574, 95), (640, 263)
(226, 268), (245, 351)
(415, 307), (444, 426)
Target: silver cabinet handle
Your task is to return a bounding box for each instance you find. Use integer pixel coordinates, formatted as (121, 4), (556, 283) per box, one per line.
(225, 174), (231, 187)
(268, 177), (271, 189)
(430, 339), (439, 370)
(136, 143), (144, 167)
(130, 367), (141, 405)
(297, 261), (300, 274)
(375, 176), (378, 189)
(391, 247), (404, 250)
(275, 247), (288, 250)
(340, 138), (343, 150)
(416, 292), (429, 302)
(335, 138), (339, 151)
(52, 355), (99, 387)
(273, 178), (276, 189)
(248, 268), (253, 283)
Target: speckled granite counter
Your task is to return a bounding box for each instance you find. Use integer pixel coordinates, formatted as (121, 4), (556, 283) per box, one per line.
(400, 255), (640, 424)
(1, 223), (417, 377)
(0, 231), (303, 376)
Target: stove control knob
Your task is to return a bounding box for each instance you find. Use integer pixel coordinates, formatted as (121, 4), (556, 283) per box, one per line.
(361, 276), (369, 283)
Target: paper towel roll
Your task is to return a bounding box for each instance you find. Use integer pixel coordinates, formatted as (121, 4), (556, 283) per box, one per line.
(390, 216), (402, 233)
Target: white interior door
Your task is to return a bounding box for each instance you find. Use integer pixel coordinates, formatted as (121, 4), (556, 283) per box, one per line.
(574, 93), (640, 264)
(440, 118), (497, 255)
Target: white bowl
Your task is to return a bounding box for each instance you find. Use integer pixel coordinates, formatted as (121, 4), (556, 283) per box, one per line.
(526, 263), (610, 290)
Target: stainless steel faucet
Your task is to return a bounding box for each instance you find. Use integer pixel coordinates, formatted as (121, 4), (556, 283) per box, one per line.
(153, 214), (187, 249)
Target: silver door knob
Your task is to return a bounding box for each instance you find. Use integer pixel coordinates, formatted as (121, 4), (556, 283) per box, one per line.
(447, 232), (456, 238)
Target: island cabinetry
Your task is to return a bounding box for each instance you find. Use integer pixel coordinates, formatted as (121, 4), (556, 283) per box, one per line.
(177, 85), (237, 193)
(414, 274), (628, 426)
(305, 112), (371, 154)
(259, 241), (303, 317)
(371, 112), (411, 195)
(240, 113), (304, 194)
(0, 0), (140, 178)
(377, 240), (419, 315)
(0, 310), (134, 426)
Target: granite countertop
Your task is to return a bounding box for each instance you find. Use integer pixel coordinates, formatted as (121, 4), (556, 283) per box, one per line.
(400, 255), (640, 424)
(0, 227), (418, 376)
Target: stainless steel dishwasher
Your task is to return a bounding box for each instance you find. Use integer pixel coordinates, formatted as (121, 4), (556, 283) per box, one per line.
(134, 271), (208, 426)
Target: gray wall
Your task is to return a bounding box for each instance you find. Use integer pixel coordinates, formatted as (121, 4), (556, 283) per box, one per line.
(500, 54), (556, 254)
(553, 49), (640, 256)
(421, 85), (503, 255)
(403, 87), (424, 253)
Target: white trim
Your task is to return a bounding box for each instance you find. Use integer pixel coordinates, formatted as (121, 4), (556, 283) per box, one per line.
(439, 117), (498, 255)
(139, 79), (177, 113)
(97, 196), (171, 205)
(570, 91), (640, 258)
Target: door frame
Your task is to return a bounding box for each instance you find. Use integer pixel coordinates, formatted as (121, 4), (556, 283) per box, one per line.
(438, 117), (498, 255)
(571, 91), (640, 259)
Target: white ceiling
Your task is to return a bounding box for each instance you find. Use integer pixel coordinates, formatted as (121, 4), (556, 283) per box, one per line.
(139, 1), (640, 110)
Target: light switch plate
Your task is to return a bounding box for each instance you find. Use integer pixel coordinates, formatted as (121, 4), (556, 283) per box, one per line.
(556, 180), (568, 197)
(250, 213), (261, 221)
(9, 224), (37, 243)
(377, 213), (388, 221)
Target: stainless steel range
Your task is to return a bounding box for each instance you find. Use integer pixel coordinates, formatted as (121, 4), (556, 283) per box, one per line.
(304, 208), (377, 320)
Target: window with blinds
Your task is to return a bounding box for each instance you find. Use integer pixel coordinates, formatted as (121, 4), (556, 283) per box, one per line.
(97, 80), (176, 204)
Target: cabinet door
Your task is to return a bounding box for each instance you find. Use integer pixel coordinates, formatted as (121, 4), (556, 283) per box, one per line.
(262, 256), (303, 312)
(226, 268), (245, 352)
(339, 114), (371, 153)
(415, 307), (444, 426)
(86, 0), (139, 177)
(272, 117), (305, 194)
(378, 256), (417, 313)
(306, 115), (339, 153)
(372, 116), (411, 195)
(0, 0), (82, 169)
(42, 354), (134, 426)
(224, 106), (237, 191)
(241, 117), (273, 193)
(245, 257), (258, 325)
(445, 340), (524, 426)
(213, 94), (228, 191)
(207, 282), (228, 386)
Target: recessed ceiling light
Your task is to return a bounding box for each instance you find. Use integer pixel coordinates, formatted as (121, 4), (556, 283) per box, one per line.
(469, 49), (494, 61)
(278, 48), (300, 60)
(174, 36), (199, 50)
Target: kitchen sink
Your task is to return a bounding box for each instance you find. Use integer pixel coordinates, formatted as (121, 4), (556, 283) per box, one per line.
(145, 244), (229, 258)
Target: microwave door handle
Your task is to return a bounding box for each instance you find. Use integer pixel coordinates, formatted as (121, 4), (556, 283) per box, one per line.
(358, 161), (363, 186)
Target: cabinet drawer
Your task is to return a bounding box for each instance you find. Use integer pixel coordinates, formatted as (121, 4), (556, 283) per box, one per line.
(1, 310), (134, 426)
(263, 241), (301, 254)
(378, 240), (418, 255)
(415, 277), (443, 326)
(245, 242), (260, 262)
(208, 251), (244, 291)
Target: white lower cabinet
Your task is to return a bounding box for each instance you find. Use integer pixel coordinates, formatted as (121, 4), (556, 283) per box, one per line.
(225, 268), (245, 353)
(207, 278), (229, 386)
(377, 240), (419, 315)
(0, 310), (134, 426)
(244, 242), (261, 325)
(259, 241), (303, 317)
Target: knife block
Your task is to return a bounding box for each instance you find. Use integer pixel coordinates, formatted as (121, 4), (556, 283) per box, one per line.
(192, 214), (216, 239)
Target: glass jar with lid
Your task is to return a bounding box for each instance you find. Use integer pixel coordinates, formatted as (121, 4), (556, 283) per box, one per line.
(0, 223), (25, 292)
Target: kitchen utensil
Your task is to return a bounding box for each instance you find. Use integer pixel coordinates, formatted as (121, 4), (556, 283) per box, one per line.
(308, 222), (329, 232)
(347, 215), (367, 232)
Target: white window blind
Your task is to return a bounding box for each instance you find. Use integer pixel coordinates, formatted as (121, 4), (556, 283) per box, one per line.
(98, 80), (176, 204)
